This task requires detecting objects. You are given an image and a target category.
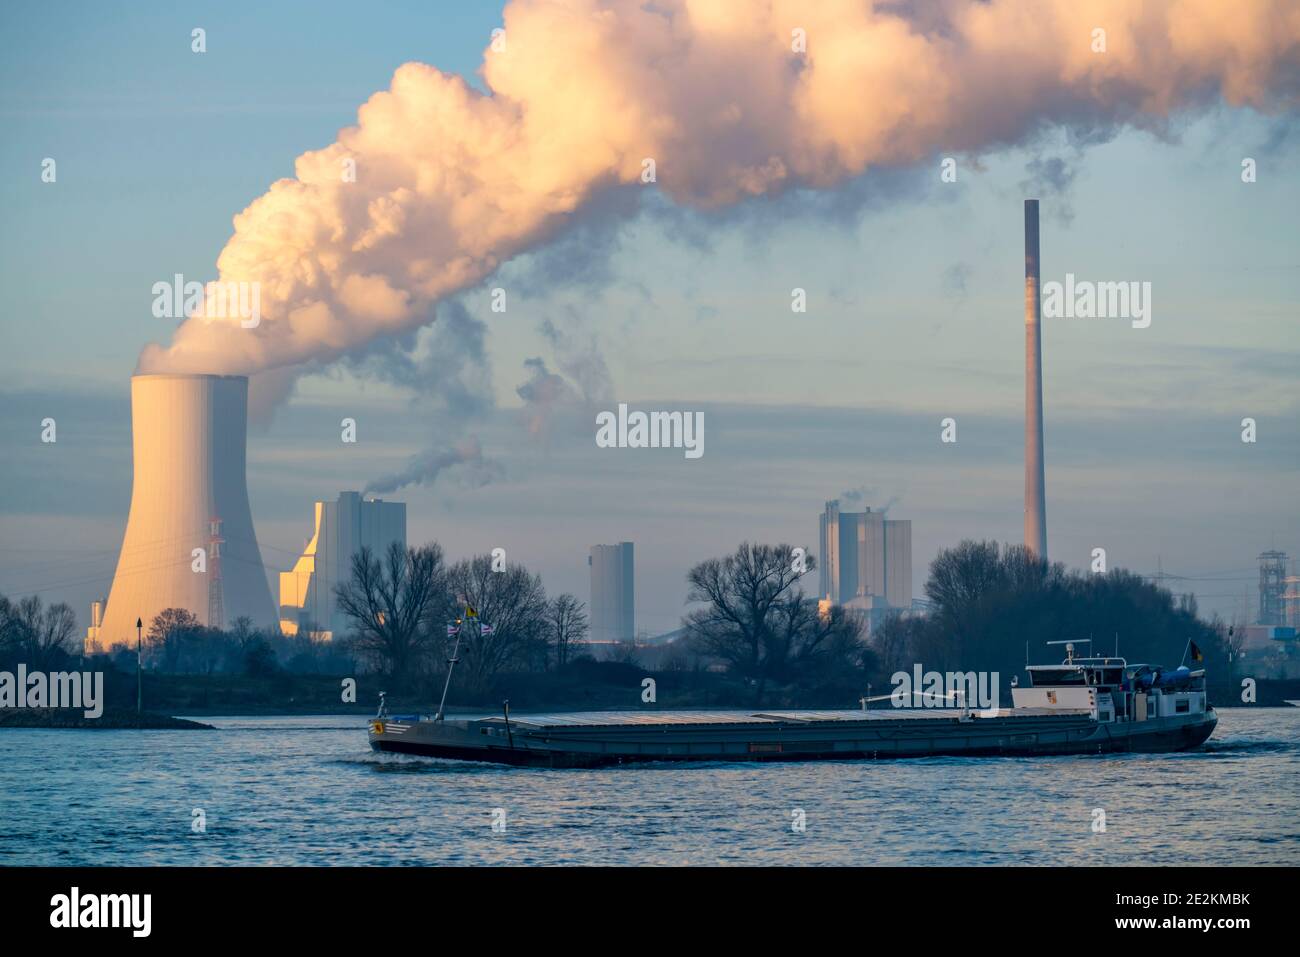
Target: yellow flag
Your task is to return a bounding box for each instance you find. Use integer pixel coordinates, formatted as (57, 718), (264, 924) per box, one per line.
(465, 604), (477, 619)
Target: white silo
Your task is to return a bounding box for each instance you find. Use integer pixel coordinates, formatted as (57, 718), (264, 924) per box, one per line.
(99, 374), (276, 646)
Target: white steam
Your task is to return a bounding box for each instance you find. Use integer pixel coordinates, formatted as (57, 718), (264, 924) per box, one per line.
(139, 0), (1300, 390)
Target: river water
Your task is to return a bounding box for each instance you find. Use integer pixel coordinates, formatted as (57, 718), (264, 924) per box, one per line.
(1, 708), (1296, 866)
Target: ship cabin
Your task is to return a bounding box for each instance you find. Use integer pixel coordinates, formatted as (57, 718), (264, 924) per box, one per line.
(1012, 655), (1208, 724)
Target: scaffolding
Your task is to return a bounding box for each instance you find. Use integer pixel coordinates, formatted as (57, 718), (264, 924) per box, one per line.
(1257, 550), (1287, 626)
(208, 516), (225, 631)
(1284, 556), (1300, 630)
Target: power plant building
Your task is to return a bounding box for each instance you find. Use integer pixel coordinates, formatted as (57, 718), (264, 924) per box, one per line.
(818, 501), (912, 612)
(589, 542), (634, 643)
(98, 374), (277, 648)
(279, 492), (406, 639)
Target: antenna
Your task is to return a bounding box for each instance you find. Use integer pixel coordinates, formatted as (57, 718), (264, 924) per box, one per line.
(1046, 638), (1091, 663)
(435, 616), (466, 722)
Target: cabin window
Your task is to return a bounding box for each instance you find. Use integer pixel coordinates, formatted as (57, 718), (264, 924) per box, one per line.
(1030, 669), (1086, 687)
(1176, 699), (1189, 714)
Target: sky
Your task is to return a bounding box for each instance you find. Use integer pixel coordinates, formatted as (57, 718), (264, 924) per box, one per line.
(1, 0), (1298, 636)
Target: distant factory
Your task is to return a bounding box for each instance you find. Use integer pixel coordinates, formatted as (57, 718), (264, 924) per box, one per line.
(279, 491), (406, 639)
(818, 500), (912, 629)
(589, 542), (635, 643)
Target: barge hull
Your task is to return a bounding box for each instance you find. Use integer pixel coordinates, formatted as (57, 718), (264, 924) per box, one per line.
(368, 707), (1217, 768)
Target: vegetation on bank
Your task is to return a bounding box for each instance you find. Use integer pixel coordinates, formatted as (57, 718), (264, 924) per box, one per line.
(1, 539), (1282, 718)
(872, 540), (1246, 694)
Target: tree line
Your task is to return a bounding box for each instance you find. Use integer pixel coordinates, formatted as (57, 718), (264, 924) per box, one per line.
(333, 542), (589, 693)
(870, 540), (1238, 699)
(3, 537), (1240, 711)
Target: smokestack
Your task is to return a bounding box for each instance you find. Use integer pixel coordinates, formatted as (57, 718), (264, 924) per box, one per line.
(100, 374), (276, 644)
(1024, 199), (1047, 560)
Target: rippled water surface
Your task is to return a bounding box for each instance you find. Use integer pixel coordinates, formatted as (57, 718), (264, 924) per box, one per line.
(2, 708), (1296, 865)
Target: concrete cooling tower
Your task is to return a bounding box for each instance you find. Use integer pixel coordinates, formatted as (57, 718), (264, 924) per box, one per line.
(99, 374), (276, 645)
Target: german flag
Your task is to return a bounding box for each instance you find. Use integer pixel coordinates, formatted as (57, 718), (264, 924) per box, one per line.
(1189, 640), (1203, 663)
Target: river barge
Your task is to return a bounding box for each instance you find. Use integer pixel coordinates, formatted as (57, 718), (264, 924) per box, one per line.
(368, 645), (1216, 767)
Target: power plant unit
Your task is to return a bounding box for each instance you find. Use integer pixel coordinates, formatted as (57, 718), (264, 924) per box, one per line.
(99, 374), (276, 645)
(589, 542), (635, 643)
(279, 491), (407, 639)
(818, 501), (912, 611)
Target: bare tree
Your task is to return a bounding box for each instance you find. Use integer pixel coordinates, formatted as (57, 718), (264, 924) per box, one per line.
(444, 554), (548, 693)
(869, 611), (919, 678)
(0, 595), (78, 667)
(229, 616), (257, 653)
(334, 542), (449, 686)
(147, 607), (202, 672)
(546, 594), (588, 669)
(683, 542), (860, 703)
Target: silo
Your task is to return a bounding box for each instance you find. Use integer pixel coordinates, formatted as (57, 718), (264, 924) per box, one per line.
(99, 374), (276, 645)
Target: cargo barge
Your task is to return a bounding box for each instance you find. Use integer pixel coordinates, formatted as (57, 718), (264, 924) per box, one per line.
(368, 646), (1216, 767)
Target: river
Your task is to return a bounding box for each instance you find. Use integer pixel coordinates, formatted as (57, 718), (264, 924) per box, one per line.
(1, 708), (1296, 866)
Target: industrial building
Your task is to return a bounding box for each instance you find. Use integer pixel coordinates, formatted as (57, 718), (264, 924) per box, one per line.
(279, 491), (406, 639)
(818, 501), (912, 619)
(97, 374), (277, 649)
(589, 542), (635, 643)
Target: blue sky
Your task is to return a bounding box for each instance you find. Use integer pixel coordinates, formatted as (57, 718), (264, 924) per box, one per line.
(1, 1), (1297, 634)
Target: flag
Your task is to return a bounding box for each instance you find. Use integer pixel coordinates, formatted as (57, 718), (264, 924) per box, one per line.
(480, 623), (494, 635)
(465, 604), (477, 619)
(447, 625), (459, 637)
(1189, 640), (1203, 663)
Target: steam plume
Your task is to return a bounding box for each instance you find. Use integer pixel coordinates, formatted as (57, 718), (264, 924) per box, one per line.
(363, 436), (501, 495)
(139, 0), (1300, 388)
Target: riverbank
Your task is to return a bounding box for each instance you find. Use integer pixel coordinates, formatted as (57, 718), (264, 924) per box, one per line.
(0, 708), (213, 729)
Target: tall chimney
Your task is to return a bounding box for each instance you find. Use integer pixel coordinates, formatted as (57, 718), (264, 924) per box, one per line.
(1024, 199), (1047, 560)
(100, 374), (276, 645)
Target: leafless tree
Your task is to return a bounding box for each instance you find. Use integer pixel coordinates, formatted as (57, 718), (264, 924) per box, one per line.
(0, 594), (78, 667)
(229, 616), (257, 653)
(147, 607), (203, 671)
(334, 542), (450, 685)
(683, 542), (860, 703)
(869, 611), (919, 678)
(444, 554), (548, 693)
(546, 594), (588, 668)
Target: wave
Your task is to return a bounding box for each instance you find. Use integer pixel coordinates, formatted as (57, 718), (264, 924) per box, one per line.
(328, 752), (510, 774)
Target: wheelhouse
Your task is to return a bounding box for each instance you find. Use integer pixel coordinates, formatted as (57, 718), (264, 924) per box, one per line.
(1014, 649), (1208, 724)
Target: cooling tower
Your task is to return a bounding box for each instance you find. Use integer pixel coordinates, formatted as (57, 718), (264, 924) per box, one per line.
(99, 374), (276, 645)
(1023, 199), (1047, 560)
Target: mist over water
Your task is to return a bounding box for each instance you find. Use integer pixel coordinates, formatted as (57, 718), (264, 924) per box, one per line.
(1, 709), (1296, 866)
